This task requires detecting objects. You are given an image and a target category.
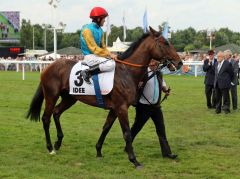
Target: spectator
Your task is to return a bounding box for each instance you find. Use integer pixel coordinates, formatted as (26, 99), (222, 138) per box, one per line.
(224, 50), (239, 110)
(203, 50), (217, 109)
(214, 51), (234, 114)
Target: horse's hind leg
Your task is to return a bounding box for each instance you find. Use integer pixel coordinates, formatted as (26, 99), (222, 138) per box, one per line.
(42, 96), (58, 153)
(96, 110), (117, 157)
(53, 94), (77, 150)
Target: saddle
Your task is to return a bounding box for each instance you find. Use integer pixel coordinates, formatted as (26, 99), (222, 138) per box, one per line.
(69, 61), (115, 95)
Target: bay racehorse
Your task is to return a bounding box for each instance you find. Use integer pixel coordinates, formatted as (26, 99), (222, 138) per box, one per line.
(26, 26), (182, 168)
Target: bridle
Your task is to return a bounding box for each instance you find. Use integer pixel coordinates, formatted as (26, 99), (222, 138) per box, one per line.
(159, 58), (177, 71)
(155, 36), (178, 71)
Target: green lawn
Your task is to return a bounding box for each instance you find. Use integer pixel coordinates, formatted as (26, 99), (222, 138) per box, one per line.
(0, 71), (240, 179)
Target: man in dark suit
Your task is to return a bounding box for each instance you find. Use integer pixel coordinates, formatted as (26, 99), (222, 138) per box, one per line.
(214, 51), (234, 114)
(203, 50), (217, 109)
(224, 50), (239, 110)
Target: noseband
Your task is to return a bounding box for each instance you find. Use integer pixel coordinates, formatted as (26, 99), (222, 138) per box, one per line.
(160, 58), (177, 71)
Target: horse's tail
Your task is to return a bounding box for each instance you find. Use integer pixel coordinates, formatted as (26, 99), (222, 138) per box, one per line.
(26, 83), (44, 122)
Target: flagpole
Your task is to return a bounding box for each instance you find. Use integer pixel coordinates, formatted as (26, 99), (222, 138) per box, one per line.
(123, 11), (126, 42)
(106, 16), (110, 47)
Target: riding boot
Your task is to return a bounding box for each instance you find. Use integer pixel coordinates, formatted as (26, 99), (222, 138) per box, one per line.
(80, 64), (101, 84)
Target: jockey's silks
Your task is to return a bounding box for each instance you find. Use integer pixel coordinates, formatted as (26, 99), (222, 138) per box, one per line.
(80, 22), (108, 56)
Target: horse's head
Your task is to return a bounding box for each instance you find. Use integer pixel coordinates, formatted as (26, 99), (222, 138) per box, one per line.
(148, 26), (183, 71)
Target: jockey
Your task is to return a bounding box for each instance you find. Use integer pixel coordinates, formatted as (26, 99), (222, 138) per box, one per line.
(80, 7), (117, 84)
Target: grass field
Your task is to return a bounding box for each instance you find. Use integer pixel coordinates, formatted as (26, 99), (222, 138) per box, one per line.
(0, 71), (240, 179)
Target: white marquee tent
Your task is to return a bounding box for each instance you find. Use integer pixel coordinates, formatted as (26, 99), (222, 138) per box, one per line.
(107, 37), (129, 52)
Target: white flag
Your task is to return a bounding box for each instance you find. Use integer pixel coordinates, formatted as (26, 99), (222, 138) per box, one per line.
(162, 22), (169, 40)
(143, 9), (148, 33)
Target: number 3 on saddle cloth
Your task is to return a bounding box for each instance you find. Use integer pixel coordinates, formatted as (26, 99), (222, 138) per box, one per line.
(69, 60), (116, 108)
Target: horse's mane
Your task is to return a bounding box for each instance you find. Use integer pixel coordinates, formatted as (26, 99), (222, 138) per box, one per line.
(117, 33), (150, 60)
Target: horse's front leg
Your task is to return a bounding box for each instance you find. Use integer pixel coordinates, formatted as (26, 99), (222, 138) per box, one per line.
(116, 105), (142, 168)
(96, 109), (117, 157)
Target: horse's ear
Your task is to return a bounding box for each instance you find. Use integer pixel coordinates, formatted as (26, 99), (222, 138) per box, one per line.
(149, 26), (160, 37)
(158, 25), (163, 33)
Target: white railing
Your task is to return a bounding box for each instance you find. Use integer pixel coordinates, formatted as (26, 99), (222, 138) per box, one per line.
(182, 61), (204, 77)
(0, 60), (53, 80)
(0, 59), (208, 80)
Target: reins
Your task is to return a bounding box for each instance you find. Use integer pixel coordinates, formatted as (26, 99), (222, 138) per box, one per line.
(113, 58), (146, 67)
(82, 58), (159, 68)
(113, 58), (171, 68)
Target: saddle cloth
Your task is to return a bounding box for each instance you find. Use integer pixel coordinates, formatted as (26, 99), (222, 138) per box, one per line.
(69, 61), (115, 95)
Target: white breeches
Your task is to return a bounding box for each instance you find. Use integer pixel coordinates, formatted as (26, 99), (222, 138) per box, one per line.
(83, 54), (115, 72)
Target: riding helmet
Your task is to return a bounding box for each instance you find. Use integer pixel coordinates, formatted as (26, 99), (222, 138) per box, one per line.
(90, 7), (108, 18)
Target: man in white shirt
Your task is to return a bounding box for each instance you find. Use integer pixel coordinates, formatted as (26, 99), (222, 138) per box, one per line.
(130, 60), (177, 159)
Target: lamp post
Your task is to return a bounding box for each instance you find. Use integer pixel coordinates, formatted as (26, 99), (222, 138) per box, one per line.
(32, 26), (35, 50)
(207, 29), (216, 50)
(44, 27), (46, 50)
(48, 0), (60, 59)
(42, 24), (51, 51)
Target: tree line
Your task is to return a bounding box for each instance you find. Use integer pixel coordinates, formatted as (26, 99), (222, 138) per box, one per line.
(19, 19), (240, 52)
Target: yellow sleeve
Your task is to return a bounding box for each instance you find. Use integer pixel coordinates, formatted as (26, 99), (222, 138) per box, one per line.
(101, 34), (107, 50)
(82, 28), (110, 57)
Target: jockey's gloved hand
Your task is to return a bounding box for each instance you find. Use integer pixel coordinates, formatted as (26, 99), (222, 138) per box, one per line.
(110, 53), (117, 60)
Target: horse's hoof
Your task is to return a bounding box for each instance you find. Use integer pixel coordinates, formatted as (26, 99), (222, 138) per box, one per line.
(96, 156), (103, 160)
(134, 161), (143, 169)
(136, 164), (143, 170)
(96, 153), (103, 158)
(49, 150), (56, 155)
(54, 143), (61, 150)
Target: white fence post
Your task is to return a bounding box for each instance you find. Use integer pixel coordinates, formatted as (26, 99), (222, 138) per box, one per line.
(195, 65), (198, 77)
(22, 64), (25, 80)
(16, 63), (19, 72)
